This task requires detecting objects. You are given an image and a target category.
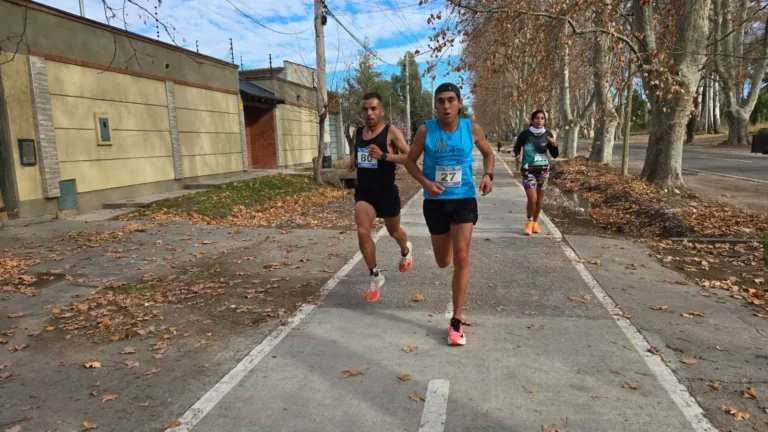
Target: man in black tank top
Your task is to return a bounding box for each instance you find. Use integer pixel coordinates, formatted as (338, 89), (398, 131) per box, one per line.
(347, 92), (413, 302)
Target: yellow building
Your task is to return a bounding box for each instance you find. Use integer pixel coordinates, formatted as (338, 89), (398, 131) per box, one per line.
(240, 61), (347, 168)
(0, 0), (247, 219)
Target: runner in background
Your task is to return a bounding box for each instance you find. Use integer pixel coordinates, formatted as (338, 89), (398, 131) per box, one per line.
(514, 110), (558, 235)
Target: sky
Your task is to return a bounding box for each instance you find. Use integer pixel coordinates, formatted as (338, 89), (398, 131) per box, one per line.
(37, 0), (468, 102)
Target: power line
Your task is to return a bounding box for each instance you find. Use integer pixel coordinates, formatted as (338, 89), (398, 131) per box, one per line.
(323, 5), (396, 66)
(385, 0), (424, 48)
(225, 0), (311, 35)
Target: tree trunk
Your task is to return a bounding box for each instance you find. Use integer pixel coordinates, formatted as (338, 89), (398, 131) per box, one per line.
(641, 101), (687, 191)
(588, 14), (618, 164)
(686, 114), (696, 144)
(712, 76), (722, 133)
(314, 110), (327, 185)
(724, 108), (750, 146)
(563, 125), (580, 158)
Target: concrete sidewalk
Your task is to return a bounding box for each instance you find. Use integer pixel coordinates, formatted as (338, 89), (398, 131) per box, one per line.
(169, 156), (712, 432)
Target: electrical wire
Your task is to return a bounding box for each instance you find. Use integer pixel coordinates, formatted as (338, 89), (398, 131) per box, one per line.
(225, 0), (312, 35)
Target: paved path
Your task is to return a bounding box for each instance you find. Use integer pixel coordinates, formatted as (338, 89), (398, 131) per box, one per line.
(169, 155), (714, 432)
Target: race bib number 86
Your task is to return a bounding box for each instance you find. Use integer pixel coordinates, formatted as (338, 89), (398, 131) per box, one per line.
(436, 165), (462, 187)
(357, 148), (377, 168)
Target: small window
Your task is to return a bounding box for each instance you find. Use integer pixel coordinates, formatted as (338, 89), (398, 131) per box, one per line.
(296, 95), (302, 103)
(18, 139), (37, 166)
(94, 113), (112, 145)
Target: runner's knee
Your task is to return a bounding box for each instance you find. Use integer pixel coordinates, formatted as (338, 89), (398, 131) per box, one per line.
(357, 225), (372, 239)
(453, 247), (470, 268)
(436, 256), (451, 268)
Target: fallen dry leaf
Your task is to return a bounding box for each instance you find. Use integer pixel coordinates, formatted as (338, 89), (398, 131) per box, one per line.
(80, 422), (98, 431)
(44, 325), (56, 331)
(623, 380), (638, 390)
(7, 312), (25, 318)
(8, 344), (28, 353)
(579, 258), (601, 265)
(682, 313), (694, 319)
(144, 368), (161, 377)
(120, 347), (136, 355)
(664, 279), (690, 285)
(650, 305), (668, 311)
(398, 374), (412, 382)
(686, 311), (706, 317)
(409, 394), (426, 402)
(744, 387), (758, 400)
(101, 394), (118, 403)
(343, 369), (365, 378)
(7, 425), (22, 432)
(124, 361), (139, 369)
(711, 380), (721, 390)
(162, 421), (182, 430)
(568, 295), (591, 304)
(542, 425), (563, 432)
(84, 361), (101, 368)
(715, 346), (723, 351)
(681, 357), (698, 365)
(722, 406), (749, 421)
(648, 347), (661, 355)
(403, 345), (418, 353)
(412, 294), (426, 302)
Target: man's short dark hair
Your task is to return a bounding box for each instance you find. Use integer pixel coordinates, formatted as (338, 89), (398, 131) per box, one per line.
(362, 92), (384, 104)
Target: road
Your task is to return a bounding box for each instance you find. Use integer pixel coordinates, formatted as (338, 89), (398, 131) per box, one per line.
(167, 154), (714, 432)
(579, 140), (768, 183)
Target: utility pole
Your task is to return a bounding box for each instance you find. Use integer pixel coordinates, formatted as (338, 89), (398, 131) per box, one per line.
(622, 57), (633, 176)
(79, 0), (85, 17)
(313, 0), (329, 184)
(405, 53), (411, 142)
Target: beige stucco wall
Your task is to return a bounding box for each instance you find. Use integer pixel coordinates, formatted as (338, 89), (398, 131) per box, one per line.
(0, 53), (44, 202)
(279, 104), (318, 167)
(47, 61), (175, 193)
(175, 85), (243, 177)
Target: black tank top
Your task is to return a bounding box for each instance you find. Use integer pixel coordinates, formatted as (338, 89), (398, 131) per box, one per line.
(355, 125), (396, 189)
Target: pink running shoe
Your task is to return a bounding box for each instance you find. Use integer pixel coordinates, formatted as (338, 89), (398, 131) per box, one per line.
(365, 273), (385, 302)
(399, 242), (413, 272)
(448, 317), (466, 346)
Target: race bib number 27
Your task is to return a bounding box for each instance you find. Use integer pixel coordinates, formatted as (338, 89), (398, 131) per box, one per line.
(357, 148), (377, 168)
(436, 165), (462, 187)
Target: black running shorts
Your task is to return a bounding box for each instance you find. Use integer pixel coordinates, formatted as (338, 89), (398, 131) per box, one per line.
(354, 185), (401, 219)
(422, 198), (478, 236)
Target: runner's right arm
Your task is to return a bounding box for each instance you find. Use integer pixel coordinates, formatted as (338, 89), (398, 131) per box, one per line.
(513, 132), (525, 158)
(404, 125), (444, 197)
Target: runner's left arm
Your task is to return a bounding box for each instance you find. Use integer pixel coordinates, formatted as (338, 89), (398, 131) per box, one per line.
(384, 126), (410, 164)
(472, 122), (495, 196)
(546, 131), (559, 159)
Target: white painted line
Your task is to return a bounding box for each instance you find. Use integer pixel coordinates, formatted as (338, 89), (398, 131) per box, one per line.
(444, 302), (453, 319)
(419, 379), (450, 432)
(697, 156), (753, 163)
(167, 304), (315, 432)
(683, 168), (768, 184)
(169, 190), (423, 432)
(497, 153), (718, 432)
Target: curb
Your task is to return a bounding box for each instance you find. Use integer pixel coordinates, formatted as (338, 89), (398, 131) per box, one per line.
(0, 215), (56, 230)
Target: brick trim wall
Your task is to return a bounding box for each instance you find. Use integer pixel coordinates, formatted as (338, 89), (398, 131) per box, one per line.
(28, 55), (61, 198)
(29, 51), (239, 95)
(165, 82), (183, 180)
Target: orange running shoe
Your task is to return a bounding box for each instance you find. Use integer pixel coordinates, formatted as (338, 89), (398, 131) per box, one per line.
(365, 273), (385, 302)
(399, 241), (413, 272)
(532, 222), (541, 234)
(524, 220), (534, 235)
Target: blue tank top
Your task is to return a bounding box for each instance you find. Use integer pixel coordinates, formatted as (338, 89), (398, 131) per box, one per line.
(422, 118), (475, 200)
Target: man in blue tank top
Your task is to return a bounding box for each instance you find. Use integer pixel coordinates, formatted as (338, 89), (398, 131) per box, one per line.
(403, 83), (495, 346)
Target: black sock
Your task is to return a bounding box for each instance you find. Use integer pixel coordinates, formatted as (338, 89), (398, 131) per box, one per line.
(401, 247), (409, 257)
(370, 266), (379, 277)
(450, 317), (463, 331)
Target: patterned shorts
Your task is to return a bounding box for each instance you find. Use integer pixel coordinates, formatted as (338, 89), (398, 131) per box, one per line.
(521, 167), (549, 190)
